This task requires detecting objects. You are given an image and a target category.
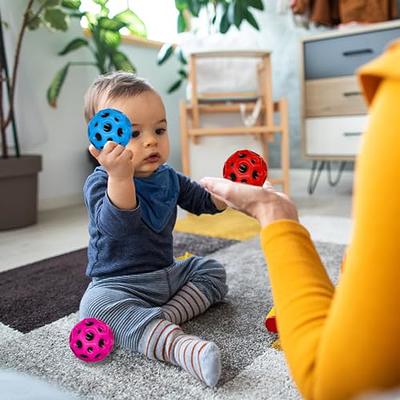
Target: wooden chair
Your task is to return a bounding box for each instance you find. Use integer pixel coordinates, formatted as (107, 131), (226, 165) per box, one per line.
(179, 50), (290, 194)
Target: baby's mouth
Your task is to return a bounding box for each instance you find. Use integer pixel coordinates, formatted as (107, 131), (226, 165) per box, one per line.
(144, 152), (161, 163)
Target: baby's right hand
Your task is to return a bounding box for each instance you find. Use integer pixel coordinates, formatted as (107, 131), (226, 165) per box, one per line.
(89, 141), (135, 180)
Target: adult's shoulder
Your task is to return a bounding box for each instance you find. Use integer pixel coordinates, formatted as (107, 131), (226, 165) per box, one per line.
(357, 39), (400, 105)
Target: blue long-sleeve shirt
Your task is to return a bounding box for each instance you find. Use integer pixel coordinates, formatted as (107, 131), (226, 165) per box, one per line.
(83, 165), (221, 278)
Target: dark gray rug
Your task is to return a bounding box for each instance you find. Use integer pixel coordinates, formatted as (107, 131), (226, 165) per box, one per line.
(0, 232), (238, 333)
(0, 237), (345, 400)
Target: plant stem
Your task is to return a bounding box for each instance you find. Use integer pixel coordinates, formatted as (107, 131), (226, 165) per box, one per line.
(0, 72), (7, 158)
(4, 0), (35, 130)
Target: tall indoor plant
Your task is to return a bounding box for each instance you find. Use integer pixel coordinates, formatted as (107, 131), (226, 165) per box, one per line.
(0, 0), (77, 230)
(47, 0), (146, 107)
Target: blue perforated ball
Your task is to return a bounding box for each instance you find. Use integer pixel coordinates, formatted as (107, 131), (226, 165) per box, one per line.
(88, 108), (132, 150)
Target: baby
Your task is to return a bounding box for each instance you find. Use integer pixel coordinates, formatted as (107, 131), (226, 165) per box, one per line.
(80, 71), (228, 387)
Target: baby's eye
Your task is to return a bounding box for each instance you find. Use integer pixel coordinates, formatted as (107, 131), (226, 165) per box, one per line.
(155, 128), (166, 135)
(131, 130), (140, 138)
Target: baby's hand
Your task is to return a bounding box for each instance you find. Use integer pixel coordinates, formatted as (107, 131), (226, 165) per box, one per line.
(89, 141), (135, 180)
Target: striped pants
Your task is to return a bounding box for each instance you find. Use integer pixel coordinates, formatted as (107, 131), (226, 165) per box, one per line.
(79, 256), (228, 352)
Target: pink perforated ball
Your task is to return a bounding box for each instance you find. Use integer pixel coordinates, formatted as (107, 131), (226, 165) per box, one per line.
(69, 318), (114, 363)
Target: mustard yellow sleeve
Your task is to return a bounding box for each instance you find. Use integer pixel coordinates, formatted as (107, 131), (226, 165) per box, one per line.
(261, 40), (400, 400)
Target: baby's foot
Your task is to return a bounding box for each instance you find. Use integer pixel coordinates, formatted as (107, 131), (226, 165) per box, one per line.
(172, 334), (221, 387)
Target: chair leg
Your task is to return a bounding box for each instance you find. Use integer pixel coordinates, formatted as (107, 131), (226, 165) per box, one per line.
(280, 98), (290, 195)
(179, 101), (190, 176)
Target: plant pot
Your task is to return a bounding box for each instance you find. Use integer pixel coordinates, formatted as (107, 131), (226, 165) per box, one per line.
(0, 155), (42, 230)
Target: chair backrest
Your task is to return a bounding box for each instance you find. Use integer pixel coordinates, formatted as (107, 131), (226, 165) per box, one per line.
(188, 50), (274, 128)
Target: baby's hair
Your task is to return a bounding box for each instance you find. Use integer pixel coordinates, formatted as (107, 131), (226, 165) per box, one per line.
(84, 71), (155, 122)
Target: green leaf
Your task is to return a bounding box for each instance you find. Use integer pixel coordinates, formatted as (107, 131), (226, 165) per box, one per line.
(98, 29), (121, 48)
(178, 68), (187, 78)
(187, 0), (201, 17)
(98, 17), (125, 31)
(58, 38), (88, 55)
(177, 11), (186, 33)
(167, 79), (183, 93)
(93, 0), (108, 5)
(228, 0), (243, 28)
(47, 63), (70, 107)
(219, 7), (230, 33)
(110, 51), (136, 72)
(176, 47), (187, 65)
(44, 8), (69, 31)
(157, 43), (174, 65)
(247, 0), (264, 10)
(61, 0), (81, 10)
(27, 11), (42, 30)
(244, 9), (259, 30)
(113, 10), (147, 37)
(175, 0), (187, 11)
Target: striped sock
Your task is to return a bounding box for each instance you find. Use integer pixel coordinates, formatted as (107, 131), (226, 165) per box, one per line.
(161, 282), (211, 325)
(139, 319), (221, 387)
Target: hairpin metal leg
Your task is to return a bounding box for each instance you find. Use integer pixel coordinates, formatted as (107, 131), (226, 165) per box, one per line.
(308, 160), (326, 195)
(327, 161), (347, 187)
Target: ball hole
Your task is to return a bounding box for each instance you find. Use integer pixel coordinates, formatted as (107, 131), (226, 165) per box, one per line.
(80, 354), (88, 359)
(241, 179), (248, 183)
(101, 112), (110, 118)
(98, 338), (105, 348)
(238, 163), (248, 173)
(95, 353), (101, 359)
(114, 117), (120, 122)
(94, 122), (98, 127)
(238, 153), (246, 158)
(103, 123), (112, 132)
(95, 133), (102, 141)
(252, 171), (259, 179)
(117, 128), (123, 137)
(230, 173), (237, 181)
(76, 340), (83, 349)
(85, 321), (94, 326)
(86, 332), (94, 341)
(87, 347), (93, 353)
(97, 327), (103, 333)
(251, 159), (256, 164)
(230, 163), (234, 167)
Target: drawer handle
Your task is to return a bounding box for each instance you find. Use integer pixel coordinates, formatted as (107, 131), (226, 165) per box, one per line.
(343, 132), (362, 137)
(343, 48), (373, 57)
(343, 91), (362, 97)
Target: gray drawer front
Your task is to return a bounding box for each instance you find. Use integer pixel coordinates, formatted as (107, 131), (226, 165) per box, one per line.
(304, 28), (400, 79)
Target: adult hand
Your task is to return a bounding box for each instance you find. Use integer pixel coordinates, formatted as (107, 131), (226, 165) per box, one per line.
(89, 141), (135, 180)
(200, 177), (299, 228)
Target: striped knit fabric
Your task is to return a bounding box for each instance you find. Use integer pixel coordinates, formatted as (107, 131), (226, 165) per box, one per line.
(140, 319), (221, 387)
(161, 282), (211, 325)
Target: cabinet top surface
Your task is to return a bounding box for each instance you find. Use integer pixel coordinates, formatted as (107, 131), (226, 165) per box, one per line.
(300, 19), (400, 43)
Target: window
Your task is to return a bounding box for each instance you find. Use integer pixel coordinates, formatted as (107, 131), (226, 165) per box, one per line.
(80, 0), (179, 44)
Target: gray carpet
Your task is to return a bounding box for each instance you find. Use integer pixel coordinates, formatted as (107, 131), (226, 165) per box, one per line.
(0, 238), (345, 400)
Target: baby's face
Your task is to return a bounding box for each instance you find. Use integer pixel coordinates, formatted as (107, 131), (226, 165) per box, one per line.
(103, 90), (170, 177)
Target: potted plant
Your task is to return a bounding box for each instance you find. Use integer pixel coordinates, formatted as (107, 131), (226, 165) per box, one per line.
(0, 0), (79, 230)
(46, 0), (145, 107)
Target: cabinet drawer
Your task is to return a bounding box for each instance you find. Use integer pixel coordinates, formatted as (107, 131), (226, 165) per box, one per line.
(304, 27), (400, 79)
(306, 115), (368, 156)
(305, 76), (367, 117)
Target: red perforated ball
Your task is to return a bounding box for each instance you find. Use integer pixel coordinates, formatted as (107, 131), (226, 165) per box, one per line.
(223, 149), (268, 186)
